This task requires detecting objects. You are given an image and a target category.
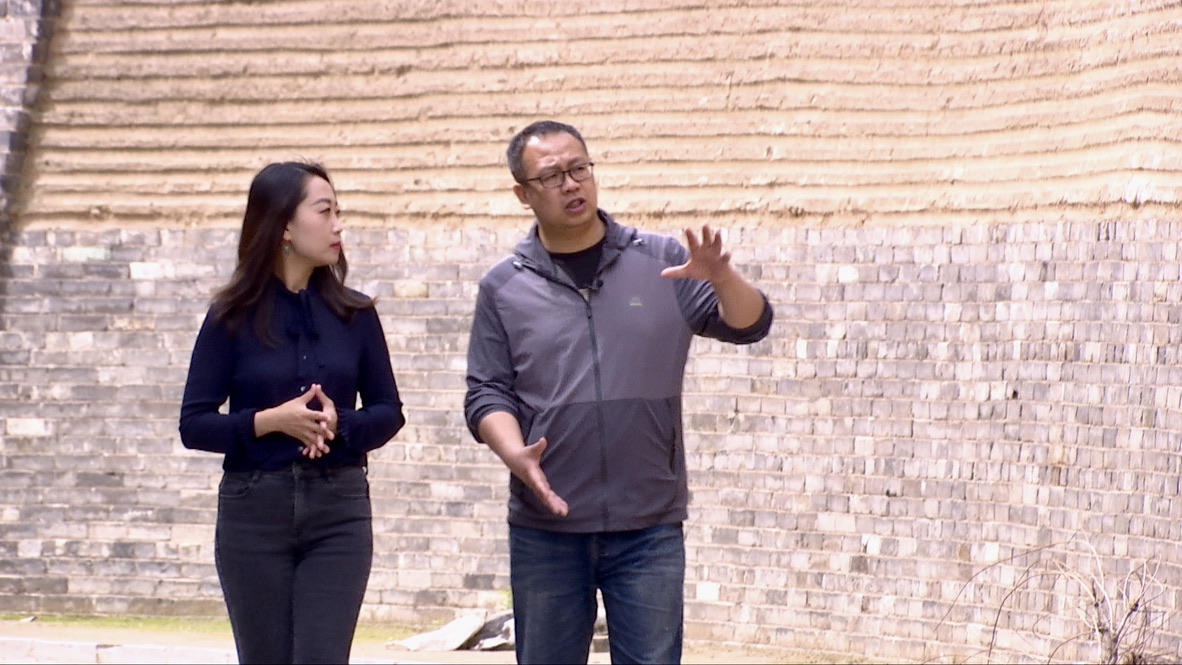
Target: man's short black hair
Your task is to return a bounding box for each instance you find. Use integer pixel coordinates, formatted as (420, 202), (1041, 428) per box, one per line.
(506, 120), (588, 183)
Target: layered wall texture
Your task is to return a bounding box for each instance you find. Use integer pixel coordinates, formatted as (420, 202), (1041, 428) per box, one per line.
(1, 1), (1181, 662)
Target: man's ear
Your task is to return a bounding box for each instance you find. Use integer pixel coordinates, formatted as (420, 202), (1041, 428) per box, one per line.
(513, 183), (532, 209)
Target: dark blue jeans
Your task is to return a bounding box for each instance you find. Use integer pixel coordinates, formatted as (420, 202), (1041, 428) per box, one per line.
(509, 522), (685, 664)
(215, 463), (372, 664)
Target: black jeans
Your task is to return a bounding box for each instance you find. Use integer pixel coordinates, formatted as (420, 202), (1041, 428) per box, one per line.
(215, 462), (373, 664)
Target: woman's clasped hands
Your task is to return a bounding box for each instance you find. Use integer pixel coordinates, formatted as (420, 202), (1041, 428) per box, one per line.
(254, 384), (338, 459)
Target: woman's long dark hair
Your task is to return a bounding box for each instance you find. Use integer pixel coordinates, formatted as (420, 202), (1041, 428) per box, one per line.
(211, 161), (372, 344)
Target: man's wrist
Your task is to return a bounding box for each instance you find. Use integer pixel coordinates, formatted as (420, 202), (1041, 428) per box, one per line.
(707, 264), (743, 289)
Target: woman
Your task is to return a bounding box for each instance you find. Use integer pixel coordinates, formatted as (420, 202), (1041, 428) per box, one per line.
(179, 161), (405, 664)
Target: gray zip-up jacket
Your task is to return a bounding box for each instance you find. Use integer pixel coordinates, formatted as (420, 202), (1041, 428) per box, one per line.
(464, 211), (774, 533)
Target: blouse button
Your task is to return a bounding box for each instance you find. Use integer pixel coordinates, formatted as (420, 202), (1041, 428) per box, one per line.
(300, 385), (308, 392)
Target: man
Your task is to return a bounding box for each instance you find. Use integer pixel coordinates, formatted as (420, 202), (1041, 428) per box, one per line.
(464, 120), (774, 664)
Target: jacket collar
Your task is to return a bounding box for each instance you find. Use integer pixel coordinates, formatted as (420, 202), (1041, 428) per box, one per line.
(513, 209), (637, 279)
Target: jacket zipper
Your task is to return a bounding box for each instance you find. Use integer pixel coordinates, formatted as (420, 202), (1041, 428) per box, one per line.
(519, 261), (612, 529)
(582, 290), (610, 529)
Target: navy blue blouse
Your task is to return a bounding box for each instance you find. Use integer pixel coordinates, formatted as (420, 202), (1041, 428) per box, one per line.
(179, 279), (405, 471)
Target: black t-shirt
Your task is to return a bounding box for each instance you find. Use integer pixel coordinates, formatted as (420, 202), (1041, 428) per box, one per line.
(549, 239), (605, 290)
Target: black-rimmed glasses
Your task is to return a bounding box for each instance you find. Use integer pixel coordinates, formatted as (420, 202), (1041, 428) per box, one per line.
(521, 162), (595, 189)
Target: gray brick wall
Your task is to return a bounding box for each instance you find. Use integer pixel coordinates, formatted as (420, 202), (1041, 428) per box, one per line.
(1, 2), (1181, 663)
(2, 219), (1180, 663)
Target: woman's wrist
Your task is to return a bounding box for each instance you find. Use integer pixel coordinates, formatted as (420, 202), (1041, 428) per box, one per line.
(252, 408), (274, 437)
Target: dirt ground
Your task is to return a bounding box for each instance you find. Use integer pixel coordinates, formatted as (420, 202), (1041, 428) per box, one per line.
(0, 618), (832, 664)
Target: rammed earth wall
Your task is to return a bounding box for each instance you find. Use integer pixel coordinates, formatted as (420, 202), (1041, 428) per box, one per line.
(1, 2), (1180, 663)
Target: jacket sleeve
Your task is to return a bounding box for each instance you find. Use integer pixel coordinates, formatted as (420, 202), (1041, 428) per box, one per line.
(335, 306), (406, 454)
(178, 310), (256, 455)
(666, 240), (775, 344)
(463, 278), (521, 442)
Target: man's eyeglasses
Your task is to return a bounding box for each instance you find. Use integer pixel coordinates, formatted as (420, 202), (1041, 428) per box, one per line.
(521, 162), (595, 189)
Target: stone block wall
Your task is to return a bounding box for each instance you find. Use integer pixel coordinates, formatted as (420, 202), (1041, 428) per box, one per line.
(1, 2), (1181, 663)
(0, 0), (55, 219)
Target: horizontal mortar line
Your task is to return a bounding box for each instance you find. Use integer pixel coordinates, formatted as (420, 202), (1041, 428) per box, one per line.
(53, 31), (1182, 65)
(29, 132), (1182, 160)
(59, 0), (1163, 24)
(54, 14), (1182, 44)
(28, 142), (1180, 165)
(50, 32), (1182, 70)
(16, 199), (1166, 218)
(11, 210), (1177, 231)
(26, 149), (1182, 184)
(53, 46), (1181, 70)
(55, 19), (1182, 49)
(23, 160), (1182, 192)
(73, 2), (1003, 31)
(31, 111), (1182, 142)
(24, 141), (1181, 169)
(52, 36), (1182, 69)
(40, 81), (1182, 112)
(56, 4), (1182, 43)
(51, 61), (1180, 94)
(31, 107), (1182, 138)
(25, 169), (1182, 198)
(42, 66), (1182, 96)
(60, 8), (1175, 35)
(36, 94), (1182, 132)
(25, 190), (1182, 207)
(45, 50), (1182, 87)
(18, 197), (1176, 223)
(27, 126), (1178, 151)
